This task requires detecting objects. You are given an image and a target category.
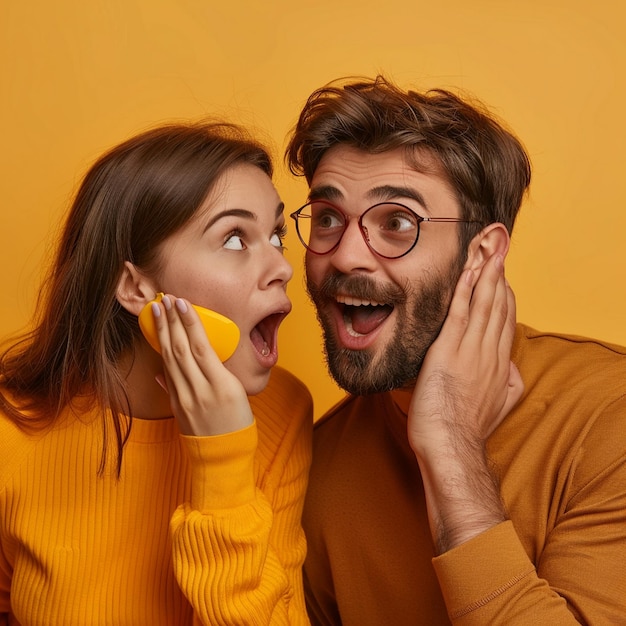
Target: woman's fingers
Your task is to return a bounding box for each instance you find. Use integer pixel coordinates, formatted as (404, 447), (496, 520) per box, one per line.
(171, 298), (223, 377)
(157, 295), (220, 378)
(148, 294), (252, 436)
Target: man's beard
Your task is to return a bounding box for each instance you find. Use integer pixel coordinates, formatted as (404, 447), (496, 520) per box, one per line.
(306, 258), (464, 396)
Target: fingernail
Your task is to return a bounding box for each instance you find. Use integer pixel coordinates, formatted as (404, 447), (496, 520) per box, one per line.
(175, 298), (188, 313)
(155, 374), (168, 393)
(162, 296), (172, 311)
(151, 302), (161, 317)
(465, 269), (474, 285)
(495, 254), (504, 270)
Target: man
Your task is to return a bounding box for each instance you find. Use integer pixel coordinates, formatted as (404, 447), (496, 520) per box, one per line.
(286, 76), (626, 624)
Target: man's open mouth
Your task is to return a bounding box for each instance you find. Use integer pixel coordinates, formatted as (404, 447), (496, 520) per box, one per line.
(336, 295), (394, 337)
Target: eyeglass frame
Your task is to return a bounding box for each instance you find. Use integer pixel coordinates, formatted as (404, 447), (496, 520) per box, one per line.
(290, 200), (483, 259)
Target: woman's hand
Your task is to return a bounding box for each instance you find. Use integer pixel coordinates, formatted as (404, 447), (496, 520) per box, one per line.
(150, 294), (253, 436)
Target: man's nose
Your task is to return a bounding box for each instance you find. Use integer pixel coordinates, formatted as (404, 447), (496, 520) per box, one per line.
(328, 219), (378, 273)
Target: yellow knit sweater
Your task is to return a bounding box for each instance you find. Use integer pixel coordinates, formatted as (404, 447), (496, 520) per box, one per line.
(0, 366), (312, 626)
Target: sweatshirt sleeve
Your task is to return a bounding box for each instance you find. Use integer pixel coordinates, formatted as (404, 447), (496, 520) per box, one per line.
(170, 417), (311, 626)
(433, 405), (626, 625)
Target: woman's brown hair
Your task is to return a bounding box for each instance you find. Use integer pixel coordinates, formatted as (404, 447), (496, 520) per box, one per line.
(0, 122), (272, 474)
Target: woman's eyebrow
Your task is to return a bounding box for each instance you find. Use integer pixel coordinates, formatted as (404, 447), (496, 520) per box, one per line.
(203, 208), (256, 232)
(203, 202), (285, 232)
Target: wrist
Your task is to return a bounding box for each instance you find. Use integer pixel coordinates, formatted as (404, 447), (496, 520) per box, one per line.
(415, 443), (507, 553)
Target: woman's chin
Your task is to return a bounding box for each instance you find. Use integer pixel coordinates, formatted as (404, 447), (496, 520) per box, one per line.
(224, 359), (272, 397)
(243, 370), (272, 396)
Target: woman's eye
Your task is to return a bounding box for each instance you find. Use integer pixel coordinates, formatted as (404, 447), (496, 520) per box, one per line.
(270, 225), (288, 249)
(224, 234), (245, 250)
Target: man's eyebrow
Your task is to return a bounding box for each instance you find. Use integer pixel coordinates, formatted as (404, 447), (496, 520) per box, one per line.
(367, 185), (429, 210)
(308, 184), (429, 211)
(308, 185), (344, 202)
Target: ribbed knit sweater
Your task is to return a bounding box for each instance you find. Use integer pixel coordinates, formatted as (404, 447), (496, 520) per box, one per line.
(0, 366), (312, 625)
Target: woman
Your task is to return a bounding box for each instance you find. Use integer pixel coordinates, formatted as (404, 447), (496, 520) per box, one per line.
(0, 122), (312, 625)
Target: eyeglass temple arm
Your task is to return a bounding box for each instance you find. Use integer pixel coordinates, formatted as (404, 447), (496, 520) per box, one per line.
(422, 217), (482, 223)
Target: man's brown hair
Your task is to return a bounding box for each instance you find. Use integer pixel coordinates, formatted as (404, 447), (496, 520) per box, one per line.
(286, 75), (531, 250)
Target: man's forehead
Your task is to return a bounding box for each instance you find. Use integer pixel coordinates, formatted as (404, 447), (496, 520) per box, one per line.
(310, 144), (453, 207)
(312, 144), (445, 182)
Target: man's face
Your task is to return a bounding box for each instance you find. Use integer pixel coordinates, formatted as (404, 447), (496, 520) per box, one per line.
(305, 145), (466, 395)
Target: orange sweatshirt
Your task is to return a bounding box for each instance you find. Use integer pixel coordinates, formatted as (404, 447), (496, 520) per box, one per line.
(0, 366), (312, 626)
(303, 324), (626, 624)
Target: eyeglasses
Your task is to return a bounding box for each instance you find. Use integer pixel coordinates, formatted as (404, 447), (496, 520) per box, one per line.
(290, 200), (481, 259)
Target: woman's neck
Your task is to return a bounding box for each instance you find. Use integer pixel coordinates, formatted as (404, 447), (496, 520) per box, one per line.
(119, 341), (173, 420)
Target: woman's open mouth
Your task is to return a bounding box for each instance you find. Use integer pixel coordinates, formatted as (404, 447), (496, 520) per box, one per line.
(250, 311), (289, 362)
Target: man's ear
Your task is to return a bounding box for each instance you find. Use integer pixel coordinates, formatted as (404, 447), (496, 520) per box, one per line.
(463, 222), (510, 273)
(116, 261), (157, 316)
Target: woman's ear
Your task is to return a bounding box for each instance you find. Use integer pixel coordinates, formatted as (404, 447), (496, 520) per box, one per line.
(463, 222), (510, 273)
(116, 261), (157, 316)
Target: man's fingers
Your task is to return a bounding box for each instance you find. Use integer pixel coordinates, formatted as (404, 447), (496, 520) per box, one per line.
(464, 253), (504, 341)
(496, 280), (517, 366)
(435, 268), (474, 349)
(481, 270), (509, 345)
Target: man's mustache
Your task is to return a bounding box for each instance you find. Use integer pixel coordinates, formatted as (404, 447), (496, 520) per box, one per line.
(307, 272), (407, 306)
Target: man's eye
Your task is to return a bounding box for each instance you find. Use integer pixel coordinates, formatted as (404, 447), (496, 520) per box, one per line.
(384, 214), (416, 233)
(224, 234), (245, 250)
(313, 210), (343, 230)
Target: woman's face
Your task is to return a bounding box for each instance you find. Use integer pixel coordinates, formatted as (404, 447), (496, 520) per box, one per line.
(153, 163), (293, 394)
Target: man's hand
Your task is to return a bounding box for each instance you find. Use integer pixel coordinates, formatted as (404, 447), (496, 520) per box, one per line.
(408, 253), (523, 553)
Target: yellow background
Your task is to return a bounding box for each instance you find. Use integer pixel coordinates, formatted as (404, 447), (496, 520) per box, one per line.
(2, 0), (625, 419)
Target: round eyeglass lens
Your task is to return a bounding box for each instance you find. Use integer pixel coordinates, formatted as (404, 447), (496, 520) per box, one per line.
(361, 203), (420, 258)
(297, 202), (346, 254)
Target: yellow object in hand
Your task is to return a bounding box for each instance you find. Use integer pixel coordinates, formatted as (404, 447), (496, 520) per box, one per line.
(138, 293), (240, 362)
